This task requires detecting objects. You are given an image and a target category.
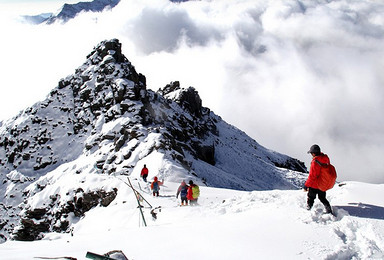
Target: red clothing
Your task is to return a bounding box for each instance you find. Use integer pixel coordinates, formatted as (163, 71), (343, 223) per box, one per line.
(151, 177), (163, 189)
(305, 153), (330, 189)
(141, 167), (148, 176)
(187, 184), (197, 200)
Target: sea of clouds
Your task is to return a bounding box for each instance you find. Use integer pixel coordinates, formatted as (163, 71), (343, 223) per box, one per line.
(0, 0), (383, 183)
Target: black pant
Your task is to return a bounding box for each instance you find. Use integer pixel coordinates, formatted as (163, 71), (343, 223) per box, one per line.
(181, 197), (188, 205)
(307, 188), (332, 212)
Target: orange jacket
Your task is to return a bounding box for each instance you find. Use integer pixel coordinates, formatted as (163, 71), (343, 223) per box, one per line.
(305, 153), (330, 189)
(151, 177), (163, 191)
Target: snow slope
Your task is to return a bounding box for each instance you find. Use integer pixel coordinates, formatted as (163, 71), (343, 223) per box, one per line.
(0, 121), (382, 258)
(0, 175), (383, 259)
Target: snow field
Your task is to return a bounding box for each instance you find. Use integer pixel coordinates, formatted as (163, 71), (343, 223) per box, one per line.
(1, 176), (383, 259)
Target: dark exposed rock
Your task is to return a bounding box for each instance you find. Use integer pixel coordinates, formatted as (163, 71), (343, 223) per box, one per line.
(25, 208), (47, 220)
(87, 38), (125, 63)
(12, 188), (118, 241)
(274, 158), (306, 173)
(12, 218), (49, 241)
(158, 81), (181, 96)
(177, 87), (202, 118)
(192, 142), (215, 165)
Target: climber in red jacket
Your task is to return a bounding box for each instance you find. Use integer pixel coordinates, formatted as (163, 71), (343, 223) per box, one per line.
(141, 164), (148, 182)
(304, 144), (333, 214)
(187, 180), (200, 205)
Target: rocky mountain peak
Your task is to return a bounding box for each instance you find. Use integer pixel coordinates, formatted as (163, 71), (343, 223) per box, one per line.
(0, 39), (147, 175)
(0, 39), (307, 242)
(86, 38), (125, 64)
(0, 38), (305, 181)
(158, 81), (203, 118)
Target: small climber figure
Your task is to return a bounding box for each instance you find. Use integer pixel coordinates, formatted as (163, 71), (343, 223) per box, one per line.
(176, 180), (189, 206)
(141, 164), (149, 182)
(151, 177), (164, 197)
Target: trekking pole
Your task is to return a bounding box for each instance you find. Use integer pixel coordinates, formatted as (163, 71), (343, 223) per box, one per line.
(127, 177), (147, 227)
(129, 178), (152, 207)
(120, 177), (152, 208)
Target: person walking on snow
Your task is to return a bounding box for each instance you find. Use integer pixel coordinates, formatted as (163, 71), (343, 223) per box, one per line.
(187, 180), (200, 205)
(304, 144), (333, 214)
(141, 164), (148, 182)
(151, 177), (163, 197)
(176, 181), (189, 206)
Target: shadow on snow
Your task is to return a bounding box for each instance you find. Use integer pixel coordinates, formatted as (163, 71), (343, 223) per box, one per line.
(336, 203), (384, 220)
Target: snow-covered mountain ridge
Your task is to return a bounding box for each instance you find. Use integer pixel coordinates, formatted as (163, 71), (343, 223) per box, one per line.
(0, 39), (306, 242)
(47, 0), (120, 24)
(21, 0), (120, 24)
(21, 0), (189, 25)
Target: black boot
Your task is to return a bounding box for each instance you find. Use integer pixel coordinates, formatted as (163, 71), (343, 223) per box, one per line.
(307, 198), (314, 210)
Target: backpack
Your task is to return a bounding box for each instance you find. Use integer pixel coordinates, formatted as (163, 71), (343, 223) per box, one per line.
(151, 181), (160, 192)
(192, 185), (200, 199)
(316, 160), (337, 191)
(180, 185), (188, 197)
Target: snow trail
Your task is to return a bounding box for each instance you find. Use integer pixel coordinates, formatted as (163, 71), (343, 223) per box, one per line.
(0, 179), (383, 259)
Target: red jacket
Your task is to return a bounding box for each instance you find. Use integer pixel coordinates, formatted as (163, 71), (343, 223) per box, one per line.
(141, 167), (148, 176)
(187, 184), (198, 200)
(305, 153), (330, 189)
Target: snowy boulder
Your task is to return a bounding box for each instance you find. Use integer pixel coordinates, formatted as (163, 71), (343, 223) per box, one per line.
(12, 218), (49, 241)
(12, 188), (118, 241)
(6, 171), (34, 184)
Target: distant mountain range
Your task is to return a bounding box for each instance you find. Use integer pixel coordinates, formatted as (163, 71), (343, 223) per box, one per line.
(20, 13), (52, 25)
(21, 0), (120, 24)
(20, 0), (192, 25)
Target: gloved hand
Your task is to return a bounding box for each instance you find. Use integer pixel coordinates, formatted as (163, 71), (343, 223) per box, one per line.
(303, 186), (308, 192)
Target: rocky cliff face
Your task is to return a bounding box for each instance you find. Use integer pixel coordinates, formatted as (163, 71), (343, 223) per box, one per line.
(0, 39), (306, 242)
(0, 39), (145, 175)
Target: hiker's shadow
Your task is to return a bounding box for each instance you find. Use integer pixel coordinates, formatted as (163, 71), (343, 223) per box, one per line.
(336, 203), (384, 220)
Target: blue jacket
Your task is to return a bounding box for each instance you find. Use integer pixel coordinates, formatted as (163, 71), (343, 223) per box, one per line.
(176, 182), (188, 198)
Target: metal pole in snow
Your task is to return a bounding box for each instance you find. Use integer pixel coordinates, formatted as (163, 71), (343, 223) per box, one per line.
(120, 177), (152, 208)
(127, 177), (147, 227)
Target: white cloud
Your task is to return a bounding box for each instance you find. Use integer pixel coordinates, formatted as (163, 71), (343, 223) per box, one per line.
(0, 0), (383, 183)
